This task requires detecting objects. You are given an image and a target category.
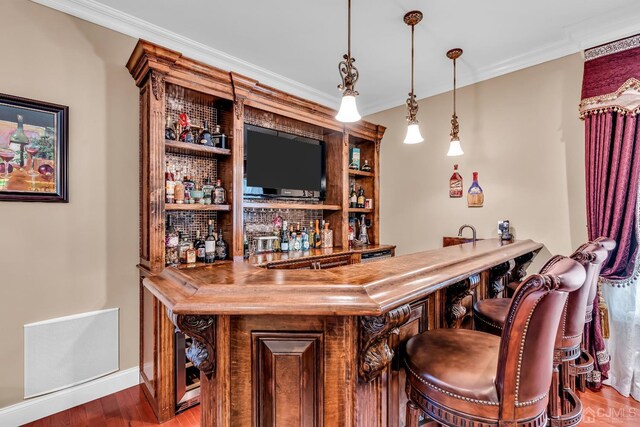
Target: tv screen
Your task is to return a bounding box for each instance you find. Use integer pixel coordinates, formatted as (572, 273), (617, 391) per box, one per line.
(244, 125), (326, 199)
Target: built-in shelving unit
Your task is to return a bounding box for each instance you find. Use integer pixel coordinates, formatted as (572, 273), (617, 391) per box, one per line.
(129, 39), (385, 423)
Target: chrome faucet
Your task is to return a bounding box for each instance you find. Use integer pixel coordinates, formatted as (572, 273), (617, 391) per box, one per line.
(458, 224), (477, 243)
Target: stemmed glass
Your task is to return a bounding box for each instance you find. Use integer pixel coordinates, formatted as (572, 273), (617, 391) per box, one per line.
(25, 143), (40, 177)
(0, 148), (15, 180)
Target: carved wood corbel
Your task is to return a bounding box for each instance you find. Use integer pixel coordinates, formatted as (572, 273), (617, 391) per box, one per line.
(445, 274), (481, 328)
(234, 97), (245, 120)
(359, 304), (411, 382)
(510, 252), (536, 284)
(167, 309), (216, 378)
(150, 71), (165, 101)
(489, 261), (512, 298)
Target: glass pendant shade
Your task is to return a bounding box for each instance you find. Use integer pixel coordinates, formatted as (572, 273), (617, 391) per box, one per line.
(404, 123), (424, 145)
(335, 94), (361, 122)
(447, 138), (464, 156)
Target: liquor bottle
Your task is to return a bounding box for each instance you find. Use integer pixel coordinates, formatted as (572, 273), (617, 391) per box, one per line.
(302, 227), (310, 250)
(321, 222), (333, 248)
(165, 216), (180, 266)
(449, 164), (463, 198)
(213, 179), (226, 204)
(174, 170), (185, 204)
(280, 221), (289, 252)
(199, 120), (213, 146)
(348, 219), (355, 248)
(202, 178), (214, 203)
(357, 187), (365, 208)
(178, 232), (191, 264)
(165, 161), (175, 204)
(358, 215), (369, 245)
(178, 113), (194, 143)
(186, 243), (197, 264)
(244, 232), (250, 257)
(314, 220), (322, 249)
(212, 124), (228, 149)
(194, 230), (206, 263)
(205, 220), (216, 263)
(165, 116), (177, 141)
(309, 221), (316, 248)
(361, 160), (372, 172)
(183, 174), (195, 204)
(467, 171), (484, 207)
(215, 229), (228, 260)
(349, 184), (357, 208)
(288, 225), (296, 251)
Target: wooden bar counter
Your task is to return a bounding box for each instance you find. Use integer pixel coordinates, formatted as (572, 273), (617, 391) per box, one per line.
(143, 238), (542, 426)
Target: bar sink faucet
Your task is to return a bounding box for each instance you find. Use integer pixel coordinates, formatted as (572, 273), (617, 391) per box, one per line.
(458, 224), (477, 243)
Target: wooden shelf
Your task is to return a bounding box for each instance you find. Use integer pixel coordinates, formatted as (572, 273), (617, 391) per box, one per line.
(244, 202), (342, 211)
(349, 169), (375, 177)
(348, 208), (374, 213)
(165, 140), (231, 157)
(186, 380), (200, 392)
(166, 204), (231, 211)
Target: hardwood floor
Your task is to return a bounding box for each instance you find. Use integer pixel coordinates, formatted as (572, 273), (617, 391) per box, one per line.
(23, 384), (640, 426)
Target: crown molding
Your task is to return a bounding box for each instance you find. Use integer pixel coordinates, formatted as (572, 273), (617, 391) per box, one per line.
(360, 8), (640, 116)
(30, 0), (640, 118)
(30, 0), (338, 109)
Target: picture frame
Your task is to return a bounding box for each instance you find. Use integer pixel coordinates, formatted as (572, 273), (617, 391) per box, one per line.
(0, 93), (68, 202)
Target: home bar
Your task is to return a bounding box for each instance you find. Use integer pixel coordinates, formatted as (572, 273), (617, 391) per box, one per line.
(128, 40), (555, 426)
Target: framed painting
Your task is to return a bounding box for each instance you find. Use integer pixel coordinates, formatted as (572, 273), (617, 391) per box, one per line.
(0, 93), (68, 202)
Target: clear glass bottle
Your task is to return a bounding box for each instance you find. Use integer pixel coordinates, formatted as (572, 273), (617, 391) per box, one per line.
(280, 221), (289, 252)
(205, 220), (216, 263)
(467, 171), (484, 207)
(165, 116), (176, 141)
(361, 160), (372, 172)
(358, 214), (369, 245)
(183, 174), (195, 204)
(215, 229), (228, 260)
(449, 164), (463, 198)
(321, 222), (333, 248)
(302, 227), (310, 251)
(165, 216), (180, 266)
(202, 178), (214, 204)
(213, 179), (226, 204)
(174, 170), (185, 204)
(165, 161), (175, 204)
(194, 230), (206, 263)
(348, 218), (355, 247)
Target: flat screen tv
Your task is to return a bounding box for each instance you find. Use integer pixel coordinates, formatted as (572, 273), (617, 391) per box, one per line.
(244, 125), (326, 199)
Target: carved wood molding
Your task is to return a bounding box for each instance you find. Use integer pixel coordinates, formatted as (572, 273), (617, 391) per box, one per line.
(150, 71), (165, 101)
(234, 98), (245, 120)
(445, 274), (481, 328)
(359, 304), (411, 382)
(489, 261), (512, 298)
(167, 309), (216, 378)
(509, 252), (536, 284)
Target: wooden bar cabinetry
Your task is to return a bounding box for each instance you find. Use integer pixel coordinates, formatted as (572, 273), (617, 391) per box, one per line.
(128, 39), (386, 421)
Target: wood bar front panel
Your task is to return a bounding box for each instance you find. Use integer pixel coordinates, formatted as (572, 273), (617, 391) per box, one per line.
(253, 333), (323, 427)
(228, 316), (355, 427)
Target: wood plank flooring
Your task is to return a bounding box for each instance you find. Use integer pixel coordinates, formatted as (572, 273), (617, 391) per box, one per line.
(23, 384), (640, 426)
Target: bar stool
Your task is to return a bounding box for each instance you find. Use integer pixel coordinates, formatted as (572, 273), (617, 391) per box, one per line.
(404, 256), (586, 427)
(472, 242), (608, 426)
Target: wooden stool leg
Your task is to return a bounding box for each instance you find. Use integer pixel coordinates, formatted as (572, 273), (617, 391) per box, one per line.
(561, 359), (572, 414)
(406, 400), (420, 427)
(548, 363), (561, 417)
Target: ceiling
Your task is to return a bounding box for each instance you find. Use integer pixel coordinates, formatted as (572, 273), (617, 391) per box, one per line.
(33, 0), (640, 115)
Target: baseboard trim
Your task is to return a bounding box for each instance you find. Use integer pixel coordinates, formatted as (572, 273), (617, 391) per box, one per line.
(0, 367), (139, 426)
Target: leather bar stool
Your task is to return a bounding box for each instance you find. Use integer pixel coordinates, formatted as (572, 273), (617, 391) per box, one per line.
(575, 237), (616, 392)
(472, 242), (608, 427)
(404, 256), (586, 427)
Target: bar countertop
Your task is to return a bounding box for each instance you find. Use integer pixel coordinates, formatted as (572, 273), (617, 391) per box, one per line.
(143, 239), (542, 316)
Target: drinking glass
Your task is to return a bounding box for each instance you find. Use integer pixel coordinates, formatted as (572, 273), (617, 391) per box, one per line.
(0, 148), (15, 180)
(25, 144), (40, 177)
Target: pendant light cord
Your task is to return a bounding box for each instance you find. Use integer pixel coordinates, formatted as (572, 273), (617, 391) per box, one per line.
(348, 0), (351, 60)
(411, 23), (415, 96)
(453, 57), (457, 116)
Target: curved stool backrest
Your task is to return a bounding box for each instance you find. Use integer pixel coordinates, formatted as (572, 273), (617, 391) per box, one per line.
(495, 256), (585, 421)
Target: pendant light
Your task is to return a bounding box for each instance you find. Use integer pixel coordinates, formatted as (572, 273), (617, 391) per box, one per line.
(336, 0), (361, 123)
(446, 48), (464, 156)
(402, 11), (424, 145)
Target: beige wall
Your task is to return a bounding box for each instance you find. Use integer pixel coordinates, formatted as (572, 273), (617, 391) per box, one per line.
(0, 1), (138, 408)
(367, 53), (588, 269)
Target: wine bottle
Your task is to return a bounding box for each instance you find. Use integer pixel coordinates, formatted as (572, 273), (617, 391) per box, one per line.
(194, 230), (206, 263)
(280, 221), (289, 252)
(314, 220), (322, 249)
(350, 184), (357, 208)
(215, 229), (228, 260)
(178, 232), (191, 264)
(205, 220), (216, 263)
(467, 172), (484, 207)
(449, 164), (463, 198)
(357, 187), (365, 208)
(165, 161), (175, 204)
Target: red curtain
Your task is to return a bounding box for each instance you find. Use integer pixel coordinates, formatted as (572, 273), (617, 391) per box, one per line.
(581, 36), (640, 390)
